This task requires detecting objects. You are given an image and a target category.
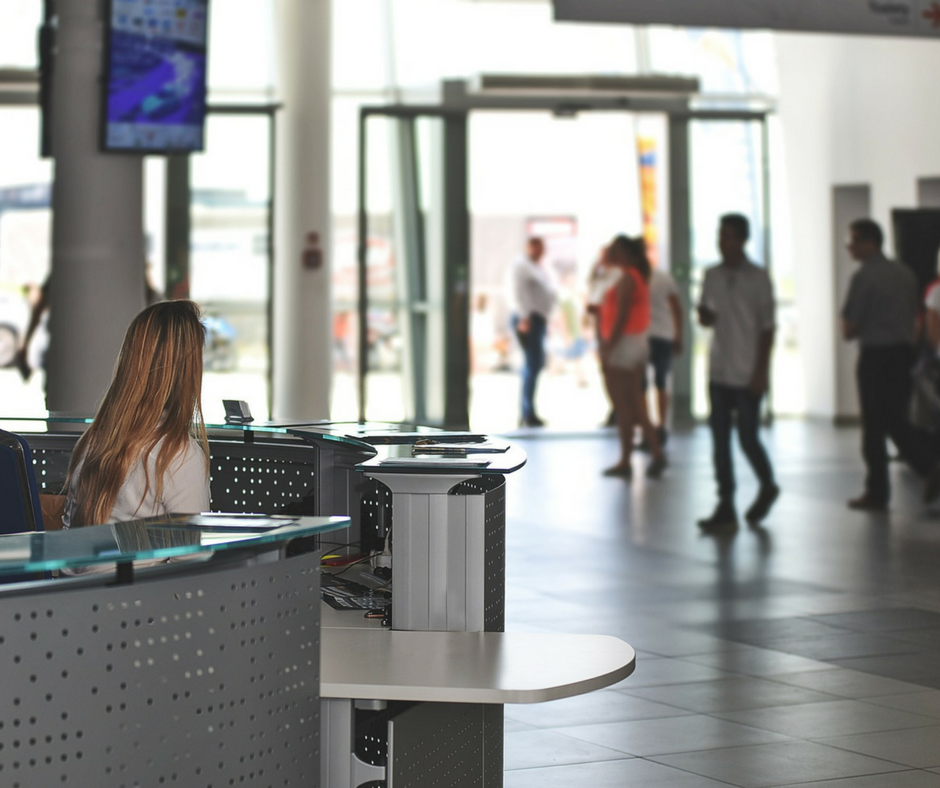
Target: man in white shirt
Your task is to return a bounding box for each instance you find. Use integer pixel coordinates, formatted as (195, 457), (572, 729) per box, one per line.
(645, 267), (683, 445)
(511, 237), (556, 427)
(697, 214), (779, 530)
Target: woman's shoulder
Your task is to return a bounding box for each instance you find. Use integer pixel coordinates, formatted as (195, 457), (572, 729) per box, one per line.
(143, 434), (206, 471)
(175, 436), (208, 467)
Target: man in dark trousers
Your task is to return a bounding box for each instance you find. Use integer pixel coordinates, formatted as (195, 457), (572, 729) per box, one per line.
(697, 214), (779, 530)
(842, 218), (940, 511)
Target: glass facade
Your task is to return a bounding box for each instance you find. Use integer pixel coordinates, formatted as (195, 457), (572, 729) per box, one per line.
(0, 1), (802, 423)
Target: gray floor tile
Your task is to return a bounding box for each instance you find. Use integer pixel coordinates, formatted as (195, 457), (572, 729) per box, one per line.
(503, 729), (630, 771)
(865, 690), (940, 718)
(832, 653), (940, 684)
(621, 656), (738, 688)
(651, 740), (903, 788)
(624, 676), (837, 713)
(504, 716), (537, 733)
(781, 771), (940, 788)
(499, 426), (940, 780)
(809, 610), (940, 633)
(761, 632), (922, 661)
(889, 629), (940, 650)
(821, 726), (940, 768)
(715, 699), (939, 738)
(771, 668), (929, 699)
(503, 757), (744, 788)
(696, 616), (849, 644)
(619, 630), (746, 657)
(556, 714), (792, 756)
(504, 689), (691, 728)
(682, 646), (838, 677)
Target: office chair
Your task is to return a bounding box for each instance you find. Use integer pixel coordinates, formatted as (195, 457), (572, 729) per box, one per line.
(0, 429), (44, 535)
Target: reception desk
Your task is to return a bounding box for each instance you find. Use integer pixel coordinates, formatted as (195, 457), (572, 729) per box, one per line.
(0, 515), (348, 788)
(4, 419), (635, 788)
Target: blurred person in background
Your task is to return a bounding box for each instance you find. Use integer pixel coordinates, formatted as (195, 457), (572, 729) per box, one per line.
(588, 246), (623, 427)
(510, 237), (556, 427)
(598, 235), (666, 479)
(644, 264), (684, 446)
(697, 214), (779, 530)
(842, 218), (940, 511)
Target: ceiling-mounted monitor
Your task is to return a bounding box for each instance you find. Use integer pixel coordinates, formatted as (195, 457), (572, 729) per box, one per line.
(101, 0), (210, 154)
(553, 0), (940, 38)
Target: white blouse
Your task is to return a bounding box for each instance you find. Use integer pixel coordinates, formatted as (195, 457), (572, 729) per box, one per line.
(64, 437), (210, 528)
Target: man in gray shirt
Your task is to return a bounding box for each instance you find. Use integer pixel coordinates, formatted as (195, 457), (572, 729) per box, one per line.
(841, 218), (940, 510)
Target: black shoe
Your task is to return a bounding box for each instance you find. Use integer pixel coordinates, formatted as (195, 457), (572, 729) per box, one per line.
(847, 494), (888, 512)
(698, 502), (738, 531)
(745, 484), (780, 523)
(602, 464), (633, 479)
(646, 454), (668, 479)
(925, 465), (940, 504)
(519, 416), (546, 428)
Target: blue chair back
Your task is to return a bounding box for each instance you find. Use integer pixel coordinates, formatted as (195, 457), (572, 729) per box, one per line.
(0, 429), (44, 534)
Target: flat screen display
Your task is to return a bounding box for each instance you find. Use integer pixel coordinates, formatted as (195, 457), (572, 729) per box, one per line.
(102, 0), (210, 153)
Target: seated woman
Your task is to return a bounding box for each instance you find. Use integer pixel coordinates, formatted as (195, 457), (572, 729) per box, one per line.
(63, 300), (210, 529)
(598, 235), (666, 479)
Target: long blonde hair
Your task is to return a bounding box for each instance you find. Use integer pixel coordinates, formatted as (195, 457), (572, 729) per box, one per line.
(66, 300), (210, 527)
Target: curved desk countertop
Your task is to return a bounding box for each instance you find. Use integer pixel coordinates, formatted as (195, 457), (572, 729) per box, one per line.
(321, 628), (636, 704)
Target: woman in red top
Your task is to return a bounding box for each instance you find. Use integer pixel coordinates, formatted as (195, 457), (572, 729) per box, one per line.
(599, 235), (666, 479)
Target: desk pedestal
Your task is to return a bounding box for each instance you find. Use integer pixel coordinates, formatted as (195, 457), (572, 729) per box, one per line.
(363, 471), (506, 633)
(322, 699), (502, 788)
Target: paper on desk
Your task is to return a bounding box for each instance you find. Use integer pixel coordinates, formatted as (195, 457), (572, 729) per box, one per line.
(412, 440), (509, 454)
(377, 457), (490, 468)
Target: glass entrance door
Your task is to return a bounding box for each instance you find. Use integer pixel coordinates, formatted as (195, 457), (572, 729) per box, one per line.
(353, 108), (469, 428)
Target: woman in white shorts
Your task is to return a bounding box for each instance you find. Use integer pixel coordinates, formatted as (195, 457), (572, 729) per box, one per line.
(598, 236), (666, 479)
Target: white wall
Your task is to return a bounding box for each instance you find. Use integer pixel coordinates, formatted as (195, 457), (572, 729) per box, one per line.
(775, 32), (940, 419)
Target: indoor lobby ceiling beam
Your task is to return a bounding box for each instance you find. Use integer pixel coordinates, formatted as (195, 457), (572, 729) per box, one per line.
(553, 0), (940, 38)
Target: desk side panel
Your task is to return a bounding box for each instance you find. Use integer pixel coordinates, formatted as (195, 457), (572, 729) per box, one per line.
(0, 553), (321, 787)
(388, 702), (501, 788)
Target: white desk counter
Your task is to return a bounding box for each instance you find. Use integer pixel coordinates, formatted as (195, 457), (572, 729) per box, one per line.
(321, 626), (636, 704)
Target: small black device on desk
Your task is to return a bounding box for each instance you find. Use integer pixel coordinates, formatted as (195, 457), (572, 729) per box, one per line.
(223, 399), (254, 424)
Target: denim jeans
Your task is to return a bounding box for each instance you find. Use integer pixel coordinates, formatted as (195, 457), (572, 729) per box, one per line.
(513, 313), (547, 422)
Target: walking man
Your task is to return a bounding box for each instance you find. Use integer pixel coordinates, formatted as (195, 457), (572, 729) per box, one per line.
(511, 237), (556, 427)
(698, 214), (780, 529)
(841, 218), (940, 510)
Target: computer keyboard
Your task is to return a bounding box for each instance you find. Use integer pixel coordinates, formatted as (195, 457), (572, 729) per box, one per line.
(321, 573), (391, 610)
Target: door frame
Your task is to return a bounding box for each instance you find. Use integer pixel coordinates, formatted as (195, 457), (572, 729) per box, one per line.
(356, 82), (772, 428)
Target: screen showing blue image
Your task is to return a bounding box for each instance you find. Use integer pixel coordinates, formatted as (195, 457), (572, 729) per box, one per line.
(103, 0), (209, 152)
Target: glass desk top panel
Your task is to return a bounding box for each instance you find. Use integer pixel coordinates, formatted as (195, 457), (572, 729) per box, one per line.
(0, 515), (349, 576)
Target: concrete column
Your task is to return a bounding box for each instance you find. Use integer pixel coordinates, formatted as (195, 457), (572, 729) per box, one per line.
(45, 0), (146, 415)
(46, 0), (144, 414)
(272, 0), (332, 420)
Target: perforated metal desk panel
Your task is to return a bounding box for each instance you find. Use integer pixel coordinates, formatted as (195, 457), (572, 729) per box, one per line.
(0, 516), (348, 788)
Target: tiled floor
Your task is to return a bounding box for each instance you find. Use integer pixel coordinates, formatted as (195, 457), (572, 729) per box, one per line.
(502, 421), (940, 787)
